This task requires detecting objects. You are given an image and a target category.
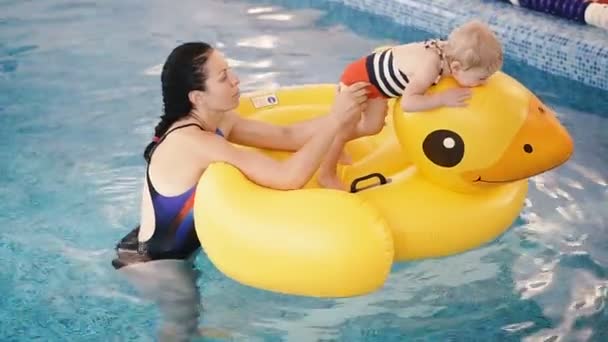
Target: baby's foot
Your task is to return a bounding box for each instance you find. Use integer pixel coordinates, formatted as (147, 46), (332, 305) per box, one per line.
(338, 150), (353, 165)
(317, 172), (347, 191)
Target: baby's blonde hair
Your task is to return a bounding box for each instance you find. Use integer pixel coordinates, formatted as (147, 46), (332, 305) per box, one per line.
(443, 20), (503, 74)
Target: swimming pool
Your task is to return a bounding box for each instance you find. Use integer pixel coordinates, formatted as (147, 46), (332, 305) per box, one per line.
(1, 0), (607, 341)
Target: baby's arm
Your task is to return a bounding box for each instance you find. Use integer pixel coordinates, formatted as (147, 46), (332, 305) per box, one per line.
(401, 64), (471, 112)
(400, 64), (444, 112)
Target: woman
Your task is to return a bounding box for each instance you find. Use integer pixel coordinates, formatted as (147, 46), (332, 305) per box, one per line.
(111, 42), (368, 341)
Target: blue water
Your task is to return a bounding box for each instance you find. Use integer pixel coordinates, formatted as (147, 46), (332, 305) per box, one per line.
(1, 0), (607, 341)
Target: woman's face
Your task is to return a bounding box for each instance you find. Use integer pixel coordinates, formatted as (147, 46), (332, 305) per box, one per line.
(197, 49), (241, 112)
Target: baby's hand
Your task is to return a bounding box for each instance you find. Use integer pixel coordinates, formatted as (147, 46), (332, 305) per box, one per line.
(439, 88), (472, 107)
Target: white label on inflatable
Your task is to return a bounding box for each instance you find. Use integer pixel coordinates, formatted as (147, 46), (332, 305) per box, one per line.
(251, 94), (279, 108)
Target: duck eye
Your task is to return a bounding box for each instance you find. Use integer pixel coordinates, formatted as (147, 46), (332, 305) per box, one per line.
(423, 129), (465, 167)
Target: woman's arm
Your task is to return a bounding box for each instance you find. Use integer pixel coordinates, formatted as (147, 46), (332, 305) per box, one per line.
(198, 82), (369, 190)
(200, 118), (341, 190)
(226, 113), (332, 151)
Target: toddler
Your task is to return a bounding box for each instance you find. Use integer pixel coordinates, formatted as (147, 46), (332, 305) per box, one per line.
(318, 20), (504, 190)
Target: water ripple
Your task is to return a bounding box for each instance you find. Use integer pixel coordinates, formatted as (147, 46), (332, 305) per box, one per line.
(2, 0), (608, 341)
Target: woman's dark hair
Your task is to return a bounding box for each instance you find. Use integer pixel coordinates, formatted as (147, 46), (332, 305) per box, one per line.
(143, 42), (214, 162)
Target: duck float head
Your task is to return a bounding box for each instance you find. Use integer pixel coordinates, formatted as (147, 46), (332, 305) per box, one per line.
(393, 71), (574, 193)
(348, 71), (576, 261)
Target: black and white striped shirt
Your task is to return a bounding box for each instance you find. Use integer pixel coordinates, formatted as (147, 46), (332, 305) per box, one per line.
(365, 48), (410, 98)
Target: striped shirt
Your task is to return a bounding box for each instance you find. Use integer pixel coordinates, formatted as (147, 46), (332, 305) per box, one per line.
(364, 48), (410, 98)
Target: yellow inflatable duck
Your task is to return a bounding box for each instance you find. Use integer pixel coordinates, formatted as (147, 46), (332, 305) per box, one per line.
(352, 73), (573, 261)
(193, 71), (573, 298)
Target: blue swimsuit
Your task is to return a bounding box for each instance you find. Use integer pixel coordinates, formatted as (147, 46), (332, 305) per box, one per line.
(112, 123), (224, 269)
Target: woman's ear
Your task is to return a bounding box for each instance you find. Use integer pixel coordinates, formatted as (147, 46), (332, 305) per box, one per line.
(188, 90), (203, 107)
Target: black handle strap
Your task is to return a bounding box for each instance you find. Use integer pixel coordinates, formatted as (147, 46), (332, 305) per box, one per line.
(349, 173), (388, 193)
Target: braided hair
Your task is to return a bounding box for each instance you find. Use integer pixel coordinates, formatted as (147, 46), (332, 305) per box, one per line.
(143, 42), (213, 163)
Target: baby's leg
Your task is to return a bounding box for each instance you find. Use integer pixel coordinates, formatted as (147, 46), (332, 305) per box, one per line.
(317, 98), (388, 190)
(317, 124), (356, 190)
(355, 98), (389, 138)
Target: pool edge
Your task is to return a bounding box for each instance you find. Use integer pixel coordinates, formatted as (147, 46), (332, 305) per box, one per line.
(320, 0), (608, 91)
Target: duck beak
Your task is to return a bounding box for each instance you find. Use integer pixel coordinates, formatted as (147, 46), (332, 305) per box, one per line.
(463, 96), (574, 184)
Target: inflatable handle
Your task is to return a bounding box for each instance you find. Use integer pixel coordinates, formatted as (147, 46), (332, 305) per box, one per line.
(350, 173), (388, 193)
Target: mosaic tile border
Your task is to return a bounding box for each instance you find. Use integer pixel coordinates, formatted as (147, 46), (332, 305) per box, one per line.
(324, 0), (608, 90)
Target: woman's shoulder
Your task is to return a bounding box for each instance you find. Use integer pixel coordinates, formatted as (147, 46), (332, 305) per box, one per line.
(219, 111), (241, 137)
(154, 122), (219, 157)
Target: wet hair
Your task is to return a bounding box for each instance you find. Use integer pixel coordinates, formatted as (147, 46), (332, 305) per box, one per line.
(143, 42), (214, 163)
(443, 20), (503, 74)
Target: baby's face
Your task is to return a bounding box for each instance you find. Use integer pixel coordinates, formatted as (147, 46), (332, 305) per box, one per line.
(452, 66), (492, 87)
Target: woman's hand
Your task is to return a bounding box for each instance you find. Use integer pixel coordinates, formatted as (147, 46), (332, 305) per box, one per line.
(330, 82), (369, 127)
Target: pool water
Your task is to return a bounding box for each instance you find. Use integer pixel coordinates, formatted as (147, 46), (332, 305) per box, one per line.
(1, 0), (607, 341)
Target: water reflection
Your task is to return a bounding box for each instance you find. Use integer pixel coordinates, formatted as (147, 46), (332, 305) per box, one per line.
(226, 57), (273, 69)
(236, 35), (278, 49)
(568, 162), (607, 187)
(502, 321), (536, 333)
(198, 246), (506, 340)
(258, 13), (293, 21)
(247, 6), (275, 14)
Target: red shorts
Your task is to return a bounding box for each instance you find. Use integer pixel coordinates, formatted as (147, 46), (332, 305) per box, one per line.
(340, 49), (409, 99)
(339, 56), (386, 99)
